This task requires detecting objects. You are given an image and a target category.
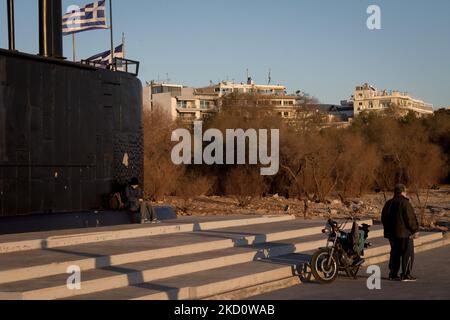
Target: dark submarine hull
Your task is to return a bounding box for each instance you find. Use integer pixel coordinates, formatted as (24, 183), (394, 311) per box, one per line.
(0, 49), (143, 231)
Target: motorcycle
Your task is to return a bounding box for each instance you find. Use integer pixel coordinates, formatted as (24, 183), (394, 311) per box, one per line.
(310, 217), (372, 284)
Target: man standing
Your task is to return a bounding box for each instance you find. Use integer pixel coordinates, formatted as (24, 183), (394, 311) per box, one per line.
(382, 184), (420, 282)
(125, 178), (160, 224)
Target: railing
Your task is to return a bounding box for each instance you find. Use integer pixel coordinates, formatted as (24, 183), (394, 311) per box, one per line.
(80, 58), (140, 76)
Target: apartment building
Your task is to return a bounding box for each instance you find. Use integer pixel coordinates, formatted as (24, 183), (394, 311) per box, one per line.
(146, 83), (217, 121)
(144, 79), (298, 122)
(352, 83), (434, 117)
(195, 79), (286, 97)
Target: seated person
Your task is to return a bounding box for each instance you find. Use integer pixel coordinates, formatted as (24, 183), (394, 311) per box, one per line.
(125, 178), (160, 224)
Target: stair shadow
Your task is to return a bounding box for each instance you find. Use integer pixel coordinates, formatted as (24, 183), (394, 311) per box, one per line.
(195, 230), (270, 246)
(133, 282), (181, 300)
(99, 265), (182, 300)
(43, 247), (113, 270)
(44, 247), (105, 259)
(38, 247), (184, 300)
(258, 252), (315, 283)
(194, 227), (317, 284)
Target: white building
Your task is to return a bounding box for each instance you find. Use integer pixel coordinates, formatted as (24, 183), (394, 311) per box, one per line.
(144, 78), (298, 122)
(352, 83), (434, 117)
(195, 78), (286, 97)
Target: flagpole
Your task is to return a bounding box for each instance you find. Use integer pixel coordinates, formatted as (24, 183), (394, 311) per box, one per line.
(122, 32), (125, 59)
(72, 33), (76, 62)
(109, 0), (114, 70)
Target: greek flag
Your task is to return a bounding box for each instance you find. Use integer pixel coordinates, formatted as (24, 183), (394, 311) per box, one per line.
(62, 0), (108, 36)
(87, 44), (124, 64)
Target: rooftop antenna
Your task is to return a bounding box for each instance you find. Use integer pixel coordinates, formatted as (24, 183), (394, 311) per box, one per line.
(268, 68), (272, 85)
(165, 73), (171, 84)
(246, 68), (249, 81)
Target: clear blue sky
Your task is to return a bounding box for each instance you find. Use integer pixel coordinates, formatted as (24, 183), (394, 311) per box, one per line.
(1, 0), (449, 107)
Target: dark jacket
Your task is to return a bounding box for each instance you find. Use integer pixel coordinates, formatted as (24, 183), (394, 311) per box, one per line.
(382, 196), (419, 239)
(125, 185), (143, 212)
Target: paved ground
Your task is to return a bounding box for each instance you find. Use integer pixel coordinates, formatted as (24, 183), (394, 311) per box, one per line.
(251, 245), (450, 300)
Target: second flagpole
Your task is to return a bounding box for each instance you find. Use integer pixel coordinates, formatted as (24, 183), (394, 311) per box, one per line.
(72, 33), (76, 62)
(109, 0), (114, 70)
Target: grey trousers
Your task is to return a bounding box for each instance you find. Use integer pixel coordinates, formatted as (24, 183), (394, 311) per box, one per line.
(389, 238), (415, 277)
(140, 201), (157, 222)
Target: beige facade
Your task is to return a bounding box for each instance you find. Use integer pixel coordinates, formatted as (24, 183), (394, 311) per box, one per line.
(352, 83), (434, 117)
(145, 80), (298, 122)
(195, 79), (286, 97)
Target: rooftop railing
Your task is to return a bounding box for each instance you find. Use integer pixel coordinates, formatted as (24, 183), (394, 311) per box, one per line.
(81, 58), (140, 76)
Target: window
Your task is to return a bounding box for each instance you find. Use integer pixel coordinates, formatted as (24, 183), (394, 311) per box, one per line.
(177, 101), (188, 109)
(200, 100), (210, 109)
(271, 100), (282, 106)
(179, 113), (195, 119)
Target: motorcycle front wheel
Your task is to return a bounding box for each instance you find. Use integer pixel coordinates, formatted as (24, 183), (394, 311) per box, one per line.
(311, 249), (339, 284)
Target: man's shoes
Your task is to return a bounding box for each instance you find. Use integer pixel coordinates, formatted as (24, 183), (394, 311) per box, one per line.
(152, 220), (161, 224)
(401, 275), (417, 282)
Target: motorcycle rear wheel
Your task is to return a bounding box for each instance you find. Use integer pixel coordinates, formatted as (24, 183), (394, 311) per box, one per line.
(311, 249), (339, 284)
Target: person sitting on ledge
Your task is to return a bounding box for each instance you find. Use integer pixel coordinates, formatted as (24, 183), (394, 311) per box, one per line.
(125, 177), (160, 224)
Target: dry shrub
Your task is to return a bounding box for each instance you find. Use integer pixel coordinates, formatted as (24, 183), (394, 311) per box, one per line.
(143, 93), (448, 220)
(176, 174), (216, 198)
(424, 109), (450, 182)
(281, 129), (344, 204)
(335, 131), (379, 198)
(279, 108), (447, 209)
(204, 95), (284, 205)
(174, 175), (216, 214)
(223, 167), (267, 208)
(143, 107), (185, 201)
(352, 112), (447, 225)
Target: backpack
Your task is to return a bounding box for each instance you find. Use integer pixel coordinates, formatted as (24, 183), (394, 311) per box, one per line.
(351, 222), (364, 256)
(109, 192), (125, 210)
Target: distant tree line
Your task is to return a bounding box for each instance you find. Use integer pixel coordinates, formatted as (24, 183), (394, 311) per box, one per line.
(143, 94), (450, 218)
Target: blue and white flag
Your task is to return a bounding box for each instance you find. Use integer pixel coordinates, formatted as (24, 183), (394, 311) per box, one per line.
(87, 44), (124, 64)
(62, 0), (108, 36)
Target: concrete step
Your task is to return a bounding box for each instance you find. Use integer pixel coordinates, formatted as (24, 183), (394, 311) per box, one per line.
(214, 235), (450, 301)
(70, 256), (310, 300)
(0, 218), (372, 284)
(0, 224), (380, 300)
(0, 215), (295, 254)
(69, 232), (446, 301)
(363, 235), (449, 267)
(362, 232), (444, 261)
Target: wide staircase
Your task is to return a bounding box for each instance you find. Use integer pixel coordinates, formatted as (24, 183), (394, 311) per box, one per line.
(0, 215), (447, 300)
